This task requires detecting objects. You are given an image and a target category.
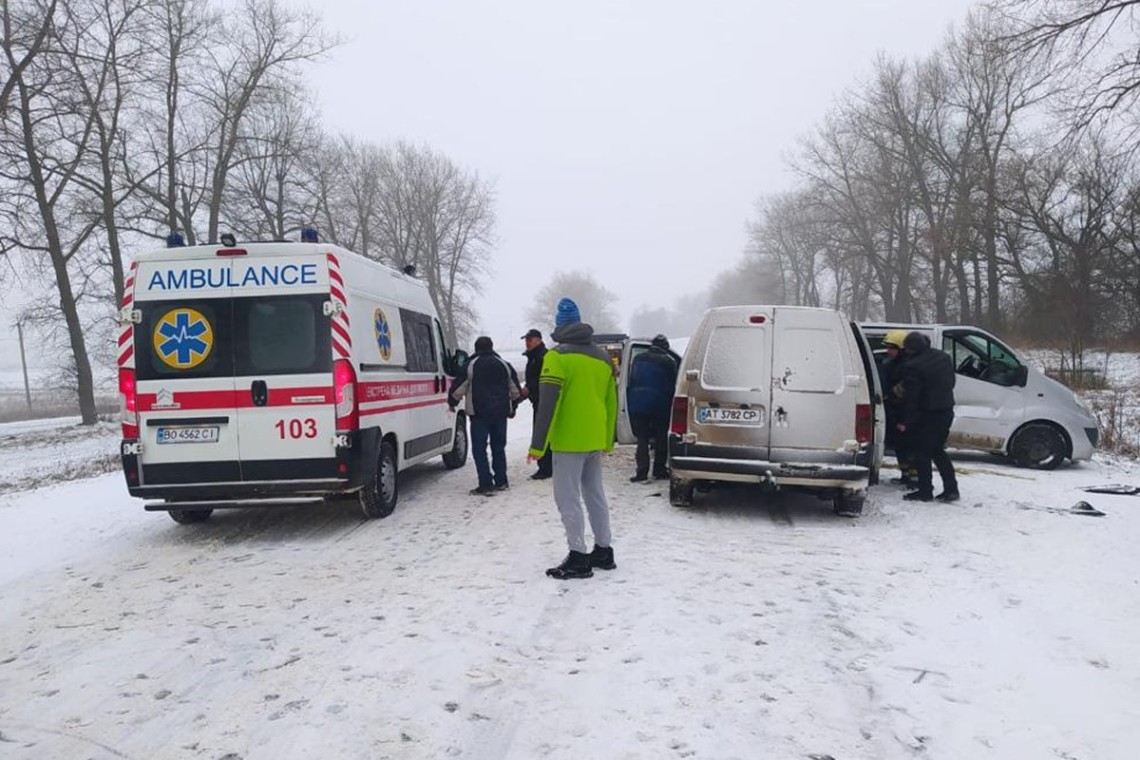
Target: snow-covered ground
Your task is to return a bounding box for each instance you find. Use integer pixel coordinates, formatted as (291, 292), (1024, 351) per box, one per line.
(1, 413), (1138, 760)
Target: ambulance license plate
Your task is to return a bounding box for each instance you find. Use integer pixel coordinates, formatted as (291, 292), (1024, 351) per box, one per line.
(156, 426), (220, 444)
(698, 406), (763, 425)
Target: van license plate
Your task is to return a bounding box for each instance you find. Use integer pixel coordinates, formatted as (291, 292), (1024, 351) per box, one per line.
(156, 426), (220, 444)
(698, 407), (763, 425)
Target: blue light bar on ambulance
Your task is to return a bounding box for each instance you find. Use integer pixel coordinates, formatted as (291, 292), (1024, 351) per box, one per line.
(166, 232), (185, 248)
(301, 227), (319, 243)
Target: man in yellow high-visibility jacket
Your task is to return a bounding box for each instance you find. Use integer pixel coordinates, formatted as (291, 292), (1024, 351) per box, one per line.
(529, 297), (618, 580)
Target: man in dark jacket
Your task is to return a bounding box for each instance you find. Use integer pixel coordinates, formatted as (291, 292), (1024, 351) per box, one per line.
(898, 331), (959, 502)
(626, 334), (678, 482)
(449, 336), (522, 495)
(521, 328), (553, 480)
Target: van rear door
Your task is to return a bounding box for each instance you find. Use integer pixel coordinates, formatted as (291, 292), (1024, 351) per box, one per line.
(769, 308), (853, 462)
(692, 309), (773, 455)
(231, 255), (337, 482)
(133, 262), (240, 487)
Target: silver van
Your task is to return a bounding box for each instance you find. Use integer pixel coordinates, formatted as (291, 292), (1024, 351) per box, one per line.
(668, 306), (884, 516)
(861, 323), (1098, 468)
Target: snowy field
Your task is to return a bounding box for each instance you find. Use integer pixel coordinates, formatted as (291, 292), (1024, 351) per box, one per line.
(1, 413), (1139, 760)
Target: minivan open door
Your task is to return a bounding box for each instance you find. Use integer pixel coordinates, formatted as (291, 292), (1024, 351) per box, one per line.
(616, 339), (684, 445)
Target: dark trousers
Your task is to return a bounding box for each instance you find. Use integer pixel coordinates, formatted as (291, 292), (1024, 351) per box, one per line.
(912, 409), (958, 496)
(885, 407), (914, 473)
(470, 416), (508, 489)
(632, 414), (670, 477)
(531, 405), (552, 475)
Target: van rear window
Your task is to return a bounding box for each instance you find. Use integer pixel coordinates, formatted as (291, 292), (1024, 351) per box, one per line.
(776, 327), (843, 392)
(702, 326), (767, 390)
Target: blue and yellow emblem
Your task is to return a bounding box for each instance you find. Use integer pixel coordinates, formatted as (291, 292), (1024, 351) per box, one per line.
(374, 308), (392, 361)
(153, 307), (213, 369)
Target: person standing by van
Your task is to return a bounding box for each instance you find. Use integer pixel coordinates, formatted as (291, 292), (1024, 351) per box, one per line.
(626, 334), (678, 482)
(521, 328), (553, 480)
(449, 336), (522, 496)
(529, 298), (618, 580)
(879, 329), (916, 486)
(898, 331), (960, 503)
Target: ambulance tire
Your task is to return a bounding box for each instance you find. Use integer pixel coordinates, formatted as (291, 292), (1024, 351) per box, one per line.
(360, 439), (398, 519)
(442, 413), (468, 469)
(168, 508), (213, 524)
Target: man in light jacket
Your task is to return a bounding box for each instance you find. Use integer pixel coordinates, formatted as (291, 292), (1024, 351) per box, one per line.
(529, 298), (618, 579)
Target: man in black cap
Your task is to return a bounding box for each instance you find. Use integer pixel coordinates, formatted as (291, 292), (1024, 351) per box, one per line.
(898, 331), (960, 502)
(626, 334), (678, 482)
(449, 336), (523, 495)
(521, 328), (552, 479)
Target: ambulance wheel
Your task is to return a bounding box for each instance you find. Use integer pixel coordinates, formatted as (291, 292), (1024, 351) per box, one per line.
(442, 413), (468, 469)
(168, 508), (213, 524)
(360, 440), (398, 519)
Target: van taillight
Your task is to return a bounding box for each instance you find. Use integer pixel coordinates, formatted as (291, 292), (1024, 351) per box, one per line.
(119, 368), (138, 438)
(671, 397), (689, 436)
(855, 403), (872, 445)
(334, 359), (358, 431)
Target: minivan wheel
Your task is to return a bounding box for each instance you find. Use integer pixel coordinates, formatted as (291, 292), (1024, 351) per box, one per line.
(442, 413), (468, 470)
(1009, 423), (1067, 470)
(168, 508), (213, 524)
(669, 477), (695, 508)
(360, 440), (398, 519)
(833, 492), (864, 518)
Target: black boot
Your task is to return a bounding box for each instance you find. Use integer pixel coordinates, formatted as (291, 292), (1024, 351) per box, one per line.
(903, 490), (934, 502)
(546, 551), (594, 579)
(588, 545), (616, 570)
(629, 473), (648, 483)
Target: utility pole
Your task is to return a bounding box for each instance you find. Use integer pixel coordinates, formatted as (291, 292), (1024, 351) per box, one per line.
(16, 320), (32, 411)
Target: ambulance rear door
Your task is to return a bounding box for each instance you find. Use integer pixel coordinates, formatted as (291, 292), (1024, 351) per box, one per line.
(133, 258), (240, 488)
(231, 253), (338, 484)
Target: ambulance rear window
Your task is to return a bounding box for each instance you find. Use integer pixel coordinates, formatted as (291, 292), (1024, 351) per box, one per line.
(235, 295), (331, 376)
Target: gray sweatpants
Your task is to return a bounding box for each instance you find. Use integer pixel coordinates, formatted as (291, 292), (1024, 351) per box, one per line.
(552, 451), (612, 554)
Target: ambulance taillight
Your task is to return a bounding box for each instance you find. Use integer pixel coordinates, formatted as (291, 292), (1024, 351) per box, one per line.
(119, 368), (138, 438)
(334, 359), (358, 431)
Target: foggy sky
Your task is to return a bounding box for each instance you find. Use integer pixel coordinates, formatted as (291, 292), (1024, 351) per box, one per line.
(306, 0), (978, 347)
(0, 0), (980, 369)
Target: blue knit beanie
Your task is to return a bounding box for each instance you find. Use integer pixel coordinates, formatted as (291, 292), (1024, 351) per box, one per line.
(555, 297), (581, 327)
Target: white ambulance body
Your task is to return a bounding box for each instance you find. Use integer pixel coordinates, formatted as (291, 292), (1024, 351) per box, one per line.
(117, 238), (468, 524)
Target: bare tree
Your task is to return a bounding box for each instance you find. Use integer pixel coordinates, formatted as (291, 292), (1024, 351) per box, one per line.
(0, 0), (103, 423)
(526, 271), (622, 335)
(1004, 0), (1140, 129)
(196, 0), (333, 243)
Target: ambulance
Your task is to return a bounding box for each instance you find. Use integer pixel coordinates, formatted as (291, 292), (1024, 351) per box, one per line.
(117, 231), (468, 524)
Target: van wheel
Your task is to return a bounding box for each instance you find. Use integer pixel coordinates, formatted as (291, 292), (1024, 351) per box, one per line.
(360, 440), (398, 519)
(669, 477), (695, 508)
(833, 492), (864, 518)
(442, 413), (468, 469)
(1009, 423), (1066, 470)
(168, 508), (213, 524)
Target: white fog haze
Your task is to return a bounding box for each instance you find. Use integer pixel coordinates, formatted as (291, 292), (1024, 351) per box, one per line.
(301, 0), (977, 345)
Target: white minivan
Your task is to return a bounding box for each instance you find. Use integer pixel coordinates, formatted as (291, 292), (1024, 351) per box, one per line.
(117, 232), (468, 524)
(861, 323), (1098, 469)
(668, 306), (884, 516)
